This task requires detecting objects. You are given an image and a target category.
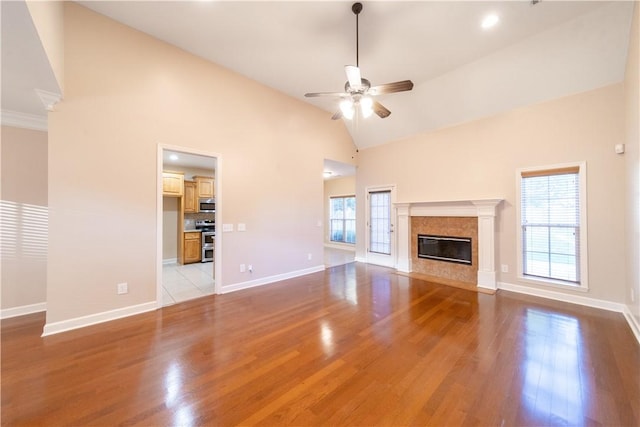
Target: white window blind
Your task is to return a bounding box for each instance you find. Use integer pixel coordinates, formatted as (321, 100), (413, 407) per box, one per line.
(520, 166), (581, 284)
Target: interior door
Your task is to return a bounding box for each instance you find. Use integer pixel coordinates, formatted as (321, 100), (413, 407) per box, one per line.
(366, 187), (396, 268)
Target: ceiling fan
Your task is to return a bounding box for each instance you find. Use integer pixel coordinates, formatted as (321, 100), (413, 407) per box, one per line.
(304, 2), (414, 120)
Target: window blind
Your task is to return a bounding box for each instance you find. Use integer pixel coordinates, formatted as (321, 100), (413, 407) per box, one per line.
(521, 168), (580, 283)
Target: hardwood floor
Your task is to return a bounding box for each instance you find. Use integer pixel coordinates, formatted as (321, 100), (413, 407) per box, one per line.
(2, 263), (639, 426)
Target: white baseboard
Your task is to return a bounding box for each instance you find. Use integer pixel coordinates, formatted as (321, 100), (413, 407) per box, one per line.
(498, 281), (625, 312)
(498, 281), (640, 345)
(41, 301), (157, 336)
(1, 302), (46, 319)
(324, 243), (356, 252)
(221, 265), (326, 294)
(355, 256), (367, 263)
(163, 258), (177, 265)
(622, 306), (640, 345)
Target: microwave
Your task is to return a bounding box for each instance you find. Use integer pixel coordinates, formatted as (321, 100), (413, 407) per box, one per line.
(199, 198), (216, 213)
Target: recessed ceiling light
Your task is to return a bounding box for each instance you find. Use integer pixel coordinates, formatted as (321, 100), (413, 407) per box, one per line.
(169, 154), (179, 161)
(481, 14), (500, 30)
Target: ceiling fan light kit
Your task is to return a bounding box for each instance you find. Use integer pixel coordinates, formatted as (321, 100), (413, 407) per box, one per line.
(304, 2), (414, 121)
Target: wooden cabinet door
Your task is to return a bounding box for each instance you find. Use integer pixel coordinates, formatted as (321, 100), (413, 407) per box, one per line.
(194, 176), (214, 199)
(183, 233), (201, 264)
(184, 181), (197, 213)
(163, 172), (184, 196)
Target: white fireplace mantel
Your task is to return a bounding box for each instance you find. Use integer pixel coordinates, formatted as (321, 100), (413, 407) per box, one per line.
(394, 199), (503, 291)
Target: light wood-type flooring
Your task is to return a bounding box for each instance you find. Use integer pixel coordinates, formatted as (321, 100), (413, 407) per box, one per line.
(2, 263), (639, 426)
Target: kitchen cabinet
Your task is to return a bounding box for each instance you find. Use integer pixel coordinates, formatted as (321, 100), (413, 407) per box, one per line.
(162, 171), (184, 197)
(184, 181), (197, 213)
(194, 176), (214, 199)
(183, 232), (201, 264)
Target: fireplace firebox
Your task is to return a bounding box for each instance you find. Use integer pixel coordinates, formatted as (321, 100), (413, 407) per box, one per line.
(417, 234), (472, 265)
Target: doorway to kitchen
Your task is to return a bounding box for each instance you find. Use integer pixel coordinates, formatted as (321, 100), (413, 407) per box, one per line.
(157, 145), (221, 308)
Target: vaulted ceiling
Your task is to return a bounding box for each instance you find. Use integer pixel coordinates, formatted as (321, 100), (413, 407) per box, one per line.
(2, 1), (635, 149)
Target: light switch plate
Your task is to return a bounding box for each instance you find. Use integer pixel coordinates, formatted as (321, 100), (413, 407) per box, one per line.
(222, 224), (234, 232)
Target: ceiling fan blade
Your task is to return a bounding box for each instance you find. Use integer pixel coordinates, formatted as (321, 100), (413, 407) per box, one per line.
(345, 65), (362, 88)
(368, 80), (414, 96)
(305, 91), (348, 98)
(372, 100), (391, 118)
(331, 110), (343, 120)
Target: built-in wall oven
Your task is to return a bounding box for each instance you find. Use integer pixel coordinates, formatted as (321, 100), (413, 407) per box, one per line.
(195, 220), (215, 263)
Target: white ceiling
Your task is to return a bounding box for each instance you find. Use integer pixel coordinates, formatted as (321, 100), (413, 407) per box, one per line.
(1, 1), (61, 119)
(2, 1), (635, 149)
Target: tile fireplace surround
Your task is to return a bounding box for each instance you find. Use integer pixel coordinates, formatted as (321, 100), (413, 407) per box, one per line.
(394, 199), (503, 291)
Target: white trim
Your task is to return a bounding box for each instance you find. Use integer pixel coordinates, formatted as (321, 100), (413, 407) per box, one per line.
(355, 256), (367, 263)
(324, 242), (356, 252)
(0, 302), (46, 319)
(498, 281), (624, 312)
(163, 258), (178, 265)
(1, 110), (47, 131)
(515, 161), (589, 291)
(41, 302), (156, 336)
(221, 265), (325, 294)
(622, 306), (640, 345)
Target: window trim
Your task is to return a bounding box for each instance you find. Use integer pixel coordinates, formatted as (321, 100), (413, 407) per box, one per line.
(329, 194), (356, 245)
(515, 161), (589, 291)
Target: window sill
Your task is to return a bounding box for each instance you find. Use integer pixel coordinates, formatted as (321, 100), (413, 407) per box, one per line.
(517, 275), (589, 293)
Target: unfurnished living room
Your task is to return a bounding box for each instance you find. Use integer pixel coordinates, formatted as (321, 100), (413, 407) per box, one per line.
(1, 1), (639, 426)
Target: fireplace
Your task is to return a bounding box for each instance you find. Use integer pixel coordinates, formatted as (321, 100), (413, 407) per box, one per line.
(418, 234), (472, 265)
(394, 199), (503, 290)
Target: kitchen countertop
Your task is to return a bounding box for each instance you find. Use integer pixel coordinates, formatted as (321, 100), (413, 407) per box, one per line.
(184, 229), (200, 233)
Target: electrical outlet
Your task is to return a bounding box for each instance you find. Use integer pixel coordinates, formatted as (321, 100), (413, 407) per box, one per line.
(501, 264), (509, 273)
(248, 264), (253, 273)
(240, 264), (246, 273)
(117, 282), (128, 295)
(308, 253), (312, 261)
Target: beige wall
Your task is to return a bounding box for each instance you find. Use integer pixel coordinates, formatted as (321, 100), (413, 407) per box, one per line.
(357, 83), (626, 303)
(25, 0), (64, 93)
(624, 3), (640, 323)
(45, 4), (355, 324)
(1, 126), (48, 310)
(323, 176), (356, 247)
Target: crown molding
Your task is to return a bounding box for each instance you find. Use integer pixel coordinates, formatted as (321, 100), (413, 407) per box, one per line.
(1, 110), (47, 131)
(35, 88), (62, 111)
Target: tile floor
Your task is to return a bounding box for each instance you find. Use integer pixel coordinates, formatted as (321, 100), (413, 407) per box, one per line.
(162, 247), (356, 307)
(162, 262), (215, 306)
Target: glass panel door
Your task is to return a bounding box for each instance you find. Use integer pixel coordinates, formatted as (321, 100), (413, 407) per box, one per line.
(369, 191), (391, 254)
(366, 187), (395, 268)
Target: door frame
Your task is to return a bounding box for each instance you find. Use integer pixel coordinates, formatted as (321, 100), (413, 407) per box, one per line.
(156, 144), (223, 308)
(365, 184), (397, 268)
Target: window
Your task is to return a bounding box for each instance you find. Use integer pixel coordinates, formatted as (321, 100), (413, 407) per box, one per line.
(517, 163), (588, 289)
(329, 196), (356, 244)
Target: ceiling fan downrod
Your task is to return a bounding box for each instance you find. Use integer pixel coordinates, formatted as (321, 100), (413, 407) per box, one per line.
(352, 2), (362, 68)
